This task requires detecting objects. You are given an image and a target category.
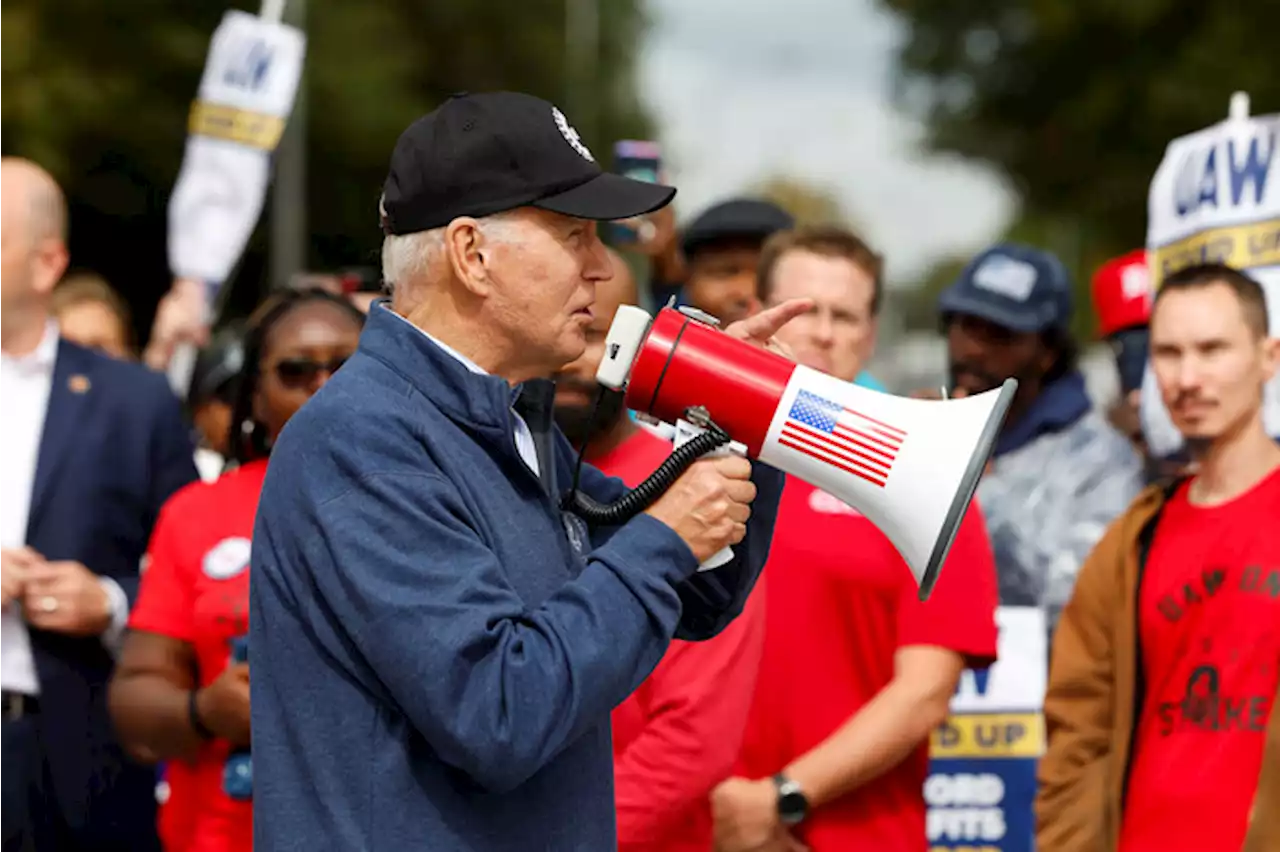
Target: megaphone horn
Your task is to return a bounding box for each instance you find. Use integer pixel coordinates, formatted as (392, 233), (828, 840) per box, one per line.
(597, 305), (1017, 600)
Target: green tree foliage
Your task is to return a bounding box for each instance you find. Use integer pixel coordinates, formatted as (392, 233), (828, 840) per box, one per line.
(890, 211), (1112, 340)
(2, 0), (653, 331)
(877, 0), (1278, 254)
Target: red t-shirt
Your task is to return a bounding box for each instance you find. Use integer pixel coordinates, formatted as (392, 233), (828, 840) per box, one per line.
(596, 428), (767, 852)
(130, 460), (268, 852)
(1120, 465), (1280, 852)
(736, 479), (999, 851)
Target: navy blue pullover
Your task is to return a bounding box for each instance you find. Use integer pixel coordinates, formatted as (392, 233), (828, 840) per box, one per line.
(249, 304), (783, 851)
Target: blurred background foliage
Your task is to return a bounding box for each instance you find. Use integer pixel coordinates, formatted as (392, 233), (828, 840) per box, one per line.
(876, 0), (1279, 338)
(2, 0), (654, 335)
(3, 0), (1276, 341)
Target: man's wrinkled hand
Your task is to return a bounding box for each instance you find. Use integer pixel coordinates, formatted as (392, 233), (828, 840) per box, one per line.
(712, 777), (809, 852)
(23, 560), (112, 636)
(723, 299), (813, 362)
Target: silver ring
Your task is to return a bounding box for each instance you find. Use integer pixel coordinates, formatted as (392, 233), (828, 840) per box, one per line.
(39, 596), (58, 614)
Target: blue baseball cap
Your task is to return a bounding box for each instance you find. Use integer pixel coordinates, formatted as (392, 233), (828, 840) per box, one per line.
(938, 243), (1073, 333)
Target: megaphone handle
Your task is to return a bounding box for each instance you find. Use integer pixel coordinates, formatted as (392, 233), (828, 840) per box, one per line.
(694, 445), (739, 571)
(671, 418), (743, 573)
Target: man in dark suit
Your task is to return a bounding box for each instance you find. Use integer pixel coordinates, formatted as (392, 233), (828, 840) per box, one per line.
(1, 157), (199, 852)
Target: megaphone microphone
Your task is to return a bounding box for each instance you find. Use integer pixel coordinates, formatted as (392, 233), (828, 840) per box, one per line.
(566, 305), (1017, 600)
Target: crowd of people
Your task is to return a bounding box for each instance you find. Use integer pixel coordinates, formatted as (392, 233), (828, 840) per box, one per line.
(1, 88), (1276, 852)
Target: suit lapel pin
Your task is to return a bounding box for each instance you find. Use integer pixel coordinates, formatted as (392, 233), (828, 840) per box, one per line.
(68, 374), (91, 394)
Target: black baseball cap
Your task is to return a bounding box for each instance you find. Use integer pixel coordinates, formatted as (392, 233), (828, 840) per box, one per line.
(680, 198), (795, 258)
(381, 91), (676, 235)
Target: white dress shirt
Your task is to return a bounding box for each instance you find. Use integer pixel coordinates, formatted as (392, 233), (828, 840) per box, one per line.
(391, 311), (540, 476)
(1, 321), (129, 695)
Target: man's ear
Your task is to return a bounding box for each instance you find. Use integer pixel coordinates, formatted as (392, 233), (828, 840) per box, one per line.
(31, 237), (69, 297)
(445, 218), (491, 298)
(1261, 334), (1280, 383)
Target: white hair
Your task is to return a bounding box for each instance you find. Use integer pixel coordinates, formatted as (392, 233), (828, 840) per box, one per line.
(380, 228), (444, 296)
(379, 205), (525, 299)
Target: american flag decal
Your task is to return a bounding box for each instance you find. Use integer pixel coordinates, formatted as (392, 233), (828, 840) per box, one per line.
(779, 389), (907, 488)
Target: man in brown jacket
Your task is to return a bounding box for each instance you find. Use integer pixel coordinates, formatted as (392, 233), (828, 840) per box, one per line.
(1036, 263), (1280, 852)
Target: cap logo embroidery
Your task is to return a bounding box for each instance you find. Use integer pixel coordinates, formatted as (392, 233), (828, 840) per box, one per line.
(973, 255), (1038, 302)
(552, 107), (595, 163)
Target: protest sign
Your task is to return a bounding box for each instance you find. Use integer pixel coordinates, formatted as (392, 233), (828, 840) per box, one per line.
(927, 607), (1046, 852)
(1140, 93), (1280, 457)
(165, 5), (306, 394)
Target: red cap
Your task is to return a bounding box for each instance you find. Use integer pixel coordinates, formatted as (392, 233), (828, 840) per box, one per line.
(1091, 249), (1153, 337)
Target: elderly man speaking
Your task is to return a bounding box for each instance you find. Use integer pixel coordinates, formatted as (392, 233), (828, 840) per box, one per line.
(249, 92), (799, 851)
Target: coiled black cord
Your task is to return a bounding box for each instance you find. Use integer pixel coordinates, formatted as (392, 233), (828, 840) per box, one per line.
(561, 387), (731, 527)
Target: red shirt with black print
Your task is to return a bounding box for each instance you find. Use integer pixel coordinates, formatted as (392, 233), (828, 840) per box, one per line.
(1120, 466), (1280, 852)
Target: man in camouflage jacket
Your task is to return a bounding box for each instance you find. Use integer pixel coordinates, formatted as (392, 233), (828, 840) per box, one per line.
(936, 243), (1143, 637)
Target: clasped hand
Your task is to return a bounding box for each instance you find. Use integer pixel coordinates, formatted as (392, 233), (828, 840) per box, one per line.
(1, 547), (112, 636)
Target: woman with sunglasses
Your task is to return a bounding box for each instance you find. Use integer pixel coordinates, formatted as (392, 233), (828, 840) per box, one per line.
(107, 288), (364, 852)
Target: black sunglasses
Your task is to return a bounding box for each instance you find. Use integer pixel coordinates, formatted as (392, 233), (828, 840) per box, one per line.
(272, 356), (349, 388)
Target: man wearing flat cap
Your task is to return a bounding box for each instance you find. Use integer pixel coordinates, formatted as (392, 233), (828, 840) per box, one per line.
(249, 92), (806, 851)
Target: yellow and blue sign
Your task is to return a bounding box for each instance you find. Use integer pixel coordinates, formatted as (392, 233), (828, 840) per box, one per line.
(926, 607), (1046, 852)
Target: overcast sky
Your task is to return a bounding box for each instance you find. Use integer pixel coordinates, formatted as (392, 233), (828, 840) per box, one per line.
(637, 0), (1018, 285)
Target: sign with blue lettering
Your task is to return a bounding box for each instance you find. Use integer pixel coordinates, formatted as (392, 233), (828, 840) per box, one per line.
(1141, 98), (1280, 457)
(221, 37), (276, 92)
(928, 607), (1045, 852)
(164, 8), (306, 397)
(925, 754), (1038, 852)
(168, 10), (306, 287)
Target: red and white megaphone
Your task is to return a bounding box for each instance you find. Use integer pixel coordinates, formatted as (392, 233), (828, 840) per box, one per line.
(596, 305), (1017, 600)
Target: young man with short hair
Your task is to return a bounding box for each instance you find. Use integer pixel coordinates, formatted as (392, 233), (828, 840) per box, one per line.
(1037, 263), (1280, 852)
(711, 226), (1000, 852)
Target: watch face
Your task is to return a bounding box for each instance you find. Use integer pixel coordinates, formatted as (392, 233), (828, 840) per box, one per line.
(776, 781), (808, 825)
(779, 791), (806, 824)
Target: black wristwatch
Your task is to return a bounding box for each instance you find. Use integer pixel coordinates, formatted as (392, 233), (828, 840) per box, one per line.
(772, 773), (809, 826)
